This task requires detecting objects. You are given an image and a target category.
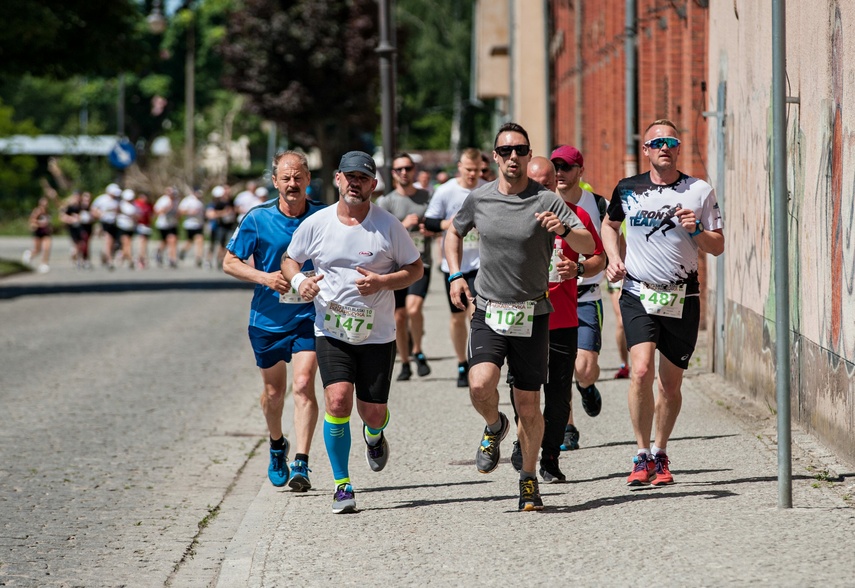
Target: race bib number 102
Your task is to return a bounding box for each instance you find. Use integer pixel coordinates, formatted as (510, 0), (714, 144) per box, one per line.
(485, 300), (535, 337)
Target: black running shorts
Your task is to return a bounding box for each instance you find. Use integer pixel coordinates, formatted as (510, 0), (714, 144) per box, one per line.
(315, 336), (397, 404)
(620, 290), (700, 370)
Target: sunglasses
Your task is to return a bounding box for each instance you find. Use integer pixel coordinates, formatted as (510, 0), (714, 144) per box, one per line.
(494, 144), (531, 158)
(393, 165), (414, 173)
(644, 137), (681, 149)
(552, 161), (580, 172)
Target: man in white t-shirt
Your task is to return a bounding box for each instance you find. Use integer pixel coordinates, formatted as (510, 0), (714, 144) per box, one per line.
(282, 151), (423, 514)
(234, 181), (264, 223)
(91, 183), (121, 269)
(423, 147), (484, 387)
(605, 119), (724, 487)
(153, 187), (180, 268)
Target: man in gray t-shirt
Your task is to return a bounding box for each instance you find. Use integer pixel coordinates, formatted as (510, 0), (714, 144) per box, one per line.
(445, 122), (594, 512)
(376, 152), (436, 382)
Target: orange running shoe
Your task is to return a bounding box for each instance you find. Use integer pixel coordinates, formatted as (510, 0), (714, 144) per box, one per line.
(651, 452), (674, 486)
(626, 453), (656, 486)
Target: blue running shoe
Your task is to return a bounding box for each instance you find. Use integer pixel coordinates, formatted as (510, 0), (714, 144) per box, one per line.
(288, 459), (312, 492)
(332, 483), (357, 514)
(268, 438), (290, 487)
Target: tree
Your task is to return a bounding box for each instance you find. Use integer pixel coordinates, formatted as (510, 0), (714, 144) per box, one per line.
(0, 99), (40, 216)
(220, 0), (380, 201)
(0, 0), (152, 79)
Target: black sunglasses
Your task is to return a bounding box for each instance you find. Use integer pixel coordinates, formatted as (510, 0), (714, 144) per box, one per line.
(393, 165), (414, 173)
(494, 144), (531, 158)
(552, 161), (580, 172)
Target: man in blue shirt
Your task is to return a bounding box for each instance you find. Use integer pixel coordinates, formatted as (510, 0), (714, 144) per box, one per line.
(223, 150), (325, 492)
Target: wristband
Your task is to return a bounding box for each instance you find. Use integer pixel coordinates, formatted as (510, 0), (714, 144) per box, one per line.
(290, 272), (307, 291)
(448, 271), (464, 284)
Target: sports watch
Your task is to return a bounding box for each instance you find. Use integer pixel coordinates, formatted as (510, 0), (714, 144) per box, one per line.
(690, 220), (704, 237)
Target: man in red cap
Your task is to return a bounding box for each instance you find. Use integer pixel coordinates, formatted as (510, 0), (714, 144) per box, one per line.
(550, 145), (610, 452)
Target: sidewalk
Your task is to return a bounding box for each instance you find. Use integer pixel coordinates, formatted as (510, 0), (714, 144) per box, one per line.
(215, 268), (854, 586)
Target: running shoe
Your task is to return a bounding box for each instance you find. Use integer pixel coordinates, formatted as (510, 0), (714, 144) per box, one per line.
(288, 459), (312, 492)
(577, 382), (602, 417)
(614, 364), (630, 379)
(510, 440), (522, 472)
(414, 352), (431, 377)
(518, 476), (544, 511)
(475, 412), (509, 474)
(332, 483), (357, 514)
(364, 427), (390, 472)
(560, 424), (580, 451)
(268, 438), (290, 487)
(539, 456), (566, 483)
(626, 452), (656, 487)
(651, 452), (674, 486)
(456, 362), (469, 388)
(396, 362), (412, 381)
(21, 250), (31, 264)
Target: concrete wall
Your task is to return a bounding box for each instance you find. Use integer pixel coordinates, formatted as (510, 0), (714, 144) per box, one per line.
(707, 0), (855, 464)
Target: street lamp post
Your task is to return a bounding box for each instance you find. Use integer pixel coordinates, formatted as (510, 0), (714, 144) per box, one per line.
(185, 13), (195, 186)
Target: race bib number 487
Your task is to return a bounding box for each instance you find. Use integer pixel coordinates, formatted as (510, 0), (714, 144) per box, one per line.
(638, 283), (686, 318)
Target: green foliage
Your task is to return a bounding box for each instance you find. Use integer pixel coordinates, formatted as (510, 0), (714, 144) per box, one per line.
(0, 99), (41, 216)
(0, 0), (153, 79)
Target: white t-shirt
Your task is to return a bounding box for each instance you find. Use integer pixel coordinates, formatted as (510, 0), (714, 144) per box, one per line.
(576, 189), (605, 302)
(424, 178), (483, 273)
(234, 190), (263, 222)
(287, 204), (421, 344)
(116, 200), (138, 231)
(153, 195), (178, 229)
(91, 194), (118, 224)
(178, 195), (205, 231)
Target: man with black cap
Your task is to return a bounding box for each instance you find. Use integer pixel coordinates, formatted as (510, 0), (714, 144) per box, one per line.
(282, 151), (423, 514)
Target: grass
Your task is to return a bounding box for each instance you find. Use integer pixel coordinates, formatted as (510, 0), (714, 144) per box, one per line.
(0, 259), (30, 278)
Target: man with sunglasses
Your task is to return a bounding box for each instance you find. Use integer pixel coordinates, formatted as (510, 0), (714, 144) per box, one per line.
(550, 145), (610, 451)
(376, 153), (434, 382)
(604, 119), (724, 487)
(445, 122), (595, 511)
(282, 151), (423, 514)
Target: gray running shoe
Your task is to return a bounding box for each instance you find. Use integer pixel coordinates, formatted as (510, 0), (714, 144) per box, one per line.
(332, 483), (357, 514)
(364, 426), (390, 472)
(510, 439), (523, 472)
(519, 476), (544, 511)
(539, 456), (566, 483)
(560, 424), (580, 451)
(475, 413), (509, 474)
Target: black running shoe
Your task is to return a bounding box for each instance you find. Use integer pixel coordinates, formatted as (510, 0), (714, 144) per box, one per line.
(539, 456), (566, 483)
(518, 476), (544, 511)
(577, 382), (602, 417)
(560, 424), (580, 451)
(396, 362), (412, 381)
(456, 362), (469, 388)
(414, 352), (431, 377)
(475, 413), (509, 473)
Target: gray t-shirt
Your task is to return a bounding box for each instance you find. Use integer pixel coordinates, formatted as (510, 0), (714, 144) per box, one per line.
(452, 179), (585, 315)
(376, 189), (432, 266)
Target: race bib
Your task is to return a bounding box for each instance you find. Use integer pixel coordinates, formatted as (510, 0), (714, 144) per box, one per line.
(279, 271), (316, 304)
(323, 302), (374, 343)
(639, 283), (686, 318)
(485, 300), (535, 337)
(462, 229), (480, 250)
(548, 246), (563, 284)
(411, 232), (425, 253)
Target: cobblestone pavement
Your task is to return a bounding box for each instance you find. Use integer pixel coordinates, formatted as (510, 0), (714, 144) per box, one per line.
(1, 237), (853, 586)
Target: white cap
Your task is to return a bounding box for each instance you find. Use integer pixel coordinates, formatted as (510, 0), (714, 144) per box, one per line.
(106, 183), (122, 196)
(121, 189), (135, 201)
(255, 186), (268, 198)
(212, 185), (225, 198)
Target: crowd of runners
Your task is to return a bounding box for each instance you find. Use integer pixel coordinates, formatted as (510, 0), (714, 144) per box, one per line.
(220, 117), (723, 513)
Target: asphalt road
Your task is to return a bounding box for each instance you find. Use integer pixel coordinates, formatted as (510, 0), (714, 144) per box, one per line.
(1, 236), (854, 587)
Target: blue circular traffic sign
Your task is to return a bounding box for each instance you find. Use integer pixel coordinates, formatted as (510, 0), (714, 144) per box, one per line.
(108, 139), (137, 169)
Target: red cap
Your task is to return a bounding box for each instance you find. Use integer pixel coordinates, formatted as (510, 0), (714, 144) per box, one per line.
(550, 145), (584, 168)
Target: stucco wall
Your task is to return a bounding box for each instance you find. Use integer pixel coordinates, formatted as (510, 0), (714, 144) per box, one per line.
(707, 0), (855, 464)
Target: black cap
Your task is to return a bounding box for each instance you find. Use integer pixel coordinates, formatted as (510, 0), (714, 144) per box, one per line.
(338, 151), (376, 178)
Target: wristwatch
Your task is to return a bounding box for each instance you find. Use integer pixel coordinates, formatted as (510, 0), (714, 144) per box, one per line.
(690, 220), (704, 237)
(576, 262), (585, 279)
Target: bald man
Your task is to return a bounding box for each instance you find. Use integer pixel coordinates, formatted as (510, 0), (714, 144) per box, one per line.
(527, 156), (557, 191)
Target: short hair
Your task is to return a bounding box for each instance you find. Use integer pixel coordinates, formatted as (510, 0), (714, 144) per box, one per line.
(392, 152), (414, 165)
(493, 122), (530, 148)
(272, 150), (309, 176)
(481, 153), (491, 165)
(460, 147), (482, 163)
(644, 119), (679, 134)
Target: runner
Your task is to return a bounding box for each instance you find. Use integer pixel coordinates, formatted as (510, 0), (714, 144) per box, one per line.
(604, 119), (724, 487)
(223, 150), (325, 492)
(282, 151), (423, 514)
(444, 123), (595, 510)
